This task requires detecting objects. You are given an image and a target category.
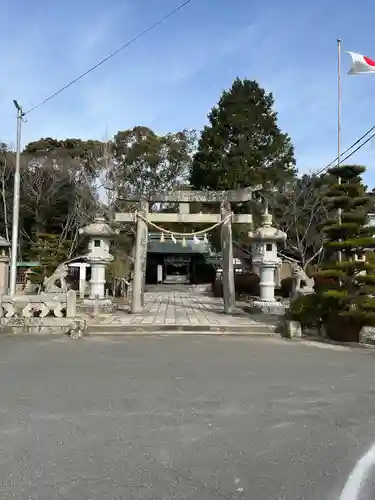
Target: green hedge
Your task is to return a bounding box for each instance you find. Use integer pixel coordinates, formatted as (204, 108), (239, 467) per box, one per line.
(212, 273), (260, 298)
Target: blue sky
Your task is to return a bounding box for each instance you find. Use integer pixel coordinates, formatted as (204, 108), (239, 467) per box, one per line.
(1, 0), (375, 185)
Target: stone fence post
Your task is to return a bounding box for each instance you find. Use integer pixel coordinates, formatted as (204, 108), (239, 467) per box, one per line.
(66, 290), (77, 318)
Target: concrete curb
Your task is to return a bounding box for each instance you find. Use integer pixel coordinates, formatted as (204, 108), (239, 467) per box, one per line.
(85, 331), (278, 336)
(291, 335), (375, 351)
(86, 323), (277, 335)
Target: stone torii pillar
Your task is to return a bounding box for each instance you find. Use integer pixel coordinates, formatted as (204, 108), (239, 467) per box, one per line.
(220, 201), (235, 314)
(132, 200), (148, 313)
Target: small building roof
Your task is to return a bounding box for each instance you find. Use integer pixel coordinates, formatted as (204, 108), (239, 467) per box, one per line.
(17, 261), (40, 267)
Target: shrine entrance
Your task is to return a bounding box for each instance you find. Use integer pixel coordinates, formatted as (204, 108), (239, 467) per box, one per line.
(115, 185), (261, 314)
(145, 232), (216, 285)
(163, 256), (190, 284)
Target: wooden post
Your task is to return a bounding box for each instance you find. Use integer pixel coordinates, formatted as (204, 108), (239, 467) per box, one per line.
(132, 200), (148, 313)
(220, 201), (235, 314)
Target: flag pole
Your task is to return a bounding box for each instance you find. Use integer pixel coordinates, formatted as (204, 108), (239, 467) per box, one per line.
(337, 38), (342, 263)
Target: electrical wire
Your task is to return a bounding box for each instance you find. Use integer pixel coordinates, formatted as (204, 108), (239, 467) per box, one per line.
(263, 124), (375, 212)
(314, 124), (375, 176)
(24, 0), (194, 116)
(340, 130), (375, 164)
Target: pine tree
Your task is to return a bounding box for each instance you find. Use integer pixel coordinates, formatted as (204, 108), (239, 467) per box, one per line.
(317, 164), (375, 341)
(190, 78), (296, 191)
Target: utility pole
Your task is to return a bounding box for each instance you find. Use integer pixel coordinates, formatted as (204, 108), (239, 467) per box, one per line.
(337, 38), (342, 263)
(9, 100), (24, 296)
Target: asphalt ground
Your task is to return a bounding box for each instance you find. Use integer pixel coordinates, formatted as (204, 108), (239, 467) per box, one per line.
(1, 334), (375, 499)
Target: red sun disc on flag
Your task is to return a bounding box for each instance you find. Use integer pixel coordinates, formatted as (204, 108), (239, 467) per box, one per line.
(364, 55), (375, 66)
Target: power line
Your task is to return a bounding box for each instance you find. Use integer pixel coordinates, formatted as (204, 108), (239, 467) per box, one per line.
(24, 0), (194, 116)
(315, 124), (375, 176)
(295, 125), (375, 198)
(263, 123), (375, 216)
(340, 130), (375, 164)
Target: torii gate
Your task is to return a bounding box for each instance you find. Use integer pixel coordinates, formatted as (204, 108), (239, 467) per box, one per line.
(115, 186), (261, 314)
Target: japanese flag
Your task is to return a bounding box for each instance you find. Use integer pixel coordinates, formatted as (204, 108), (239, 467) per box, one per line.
(347, 51), (375, 75)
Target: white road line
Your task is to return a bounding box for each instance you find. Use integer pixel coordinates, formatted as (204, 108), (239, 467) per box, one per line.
(339, 443), (375, 500)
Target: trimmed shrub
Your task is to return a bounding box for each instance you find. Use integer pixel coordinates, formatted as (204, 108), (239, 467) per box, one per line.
(288, 294), (322, 328)
(313, 275), (336, 293)
(211, 273), (260, 298)
(280, 277), (294, 298)
(235, 273), (260, 296)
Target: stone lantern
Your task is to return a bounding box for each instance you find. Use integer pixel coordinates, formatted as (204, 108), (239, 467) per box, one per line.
(79, 213), (117, 306)
(0, 236), (10, 295)
(248, 205), (286, 313)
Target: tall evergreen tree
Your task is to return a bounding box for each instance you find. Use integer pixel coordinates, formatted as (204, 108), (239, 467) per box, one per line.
(317, 165), (375, 341)
(190, 78), (296, 192)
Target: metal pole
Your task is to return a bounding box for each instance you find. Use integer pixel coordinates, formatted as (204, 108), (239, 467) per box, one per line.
(9, 101), (23, 296)
(337, 38), (342, 263)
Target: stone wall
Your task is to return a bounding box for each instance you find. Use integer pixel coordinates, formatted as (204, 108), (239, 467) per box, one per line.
(0, 290), (85, 335)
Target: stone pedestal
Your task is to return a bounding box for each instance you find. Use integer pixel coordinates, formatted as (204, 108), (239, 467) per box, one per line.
(259, 264), (278, 302)
(251, 299), (286, 316)
(88, 259), (108, 300)
(82, 255), (113, 308)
